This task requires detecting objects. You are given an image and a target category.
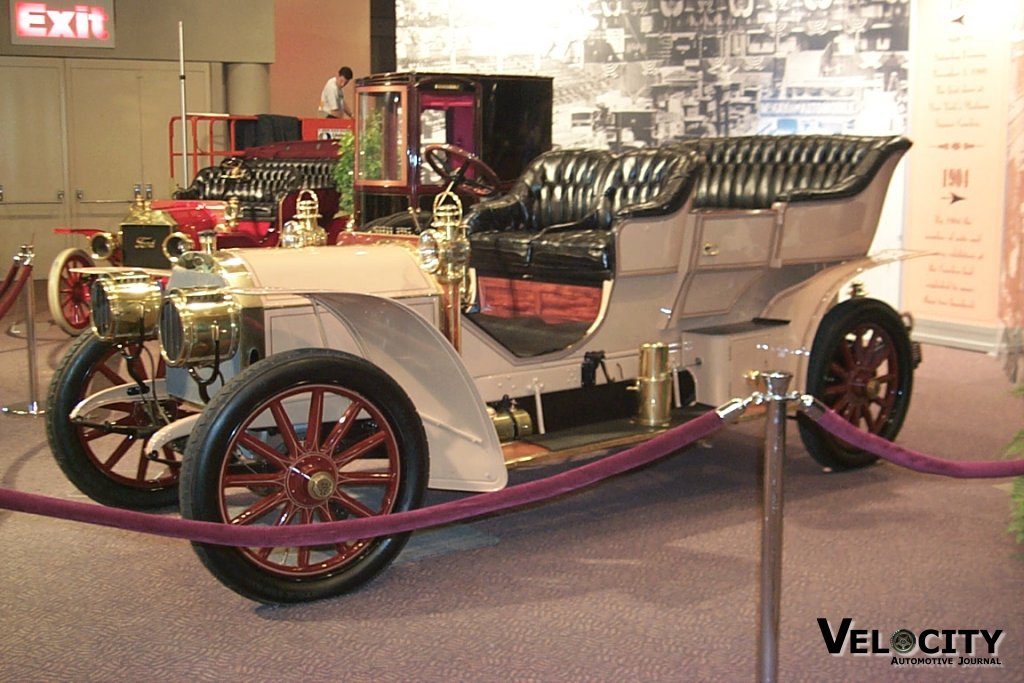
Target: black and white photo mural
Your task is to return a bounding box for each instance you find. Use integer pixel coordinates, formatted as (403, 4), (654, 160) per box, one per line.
(396, 0), (910, 149)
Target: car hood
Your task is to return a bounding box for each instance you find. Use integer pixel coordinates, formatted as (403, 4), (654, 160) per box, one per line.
(169, 243), (440, 300)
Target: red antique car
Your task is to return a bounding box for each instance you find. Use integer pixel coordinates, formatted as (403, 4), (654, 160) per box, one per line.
(45, 115), (351, 335)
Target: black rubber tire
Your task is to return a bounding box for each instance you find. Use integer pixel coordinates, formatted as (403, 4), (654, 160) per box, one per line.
(798, 298), (914, 470)
(45, 332), (181, 508)
(179, 348), (428, 604)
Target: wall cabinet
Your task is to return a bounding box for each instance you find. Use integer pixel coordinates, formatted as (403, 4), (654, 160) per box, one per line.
(0, 57), (211, 272)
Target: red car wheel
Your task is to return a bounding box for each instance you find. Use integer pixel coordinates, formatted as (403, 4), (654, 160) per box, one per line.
(47, 248), (95, 336)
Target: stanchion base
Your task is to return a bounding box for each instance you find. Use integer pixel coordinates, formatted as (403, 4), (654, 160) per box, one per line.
(7, 319), (60, 340)
(2, 401), (46, 417)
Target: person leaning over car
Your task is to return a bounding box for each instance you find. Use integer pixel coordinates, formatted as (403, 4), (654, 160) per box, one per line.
(319, 66), (353, 118)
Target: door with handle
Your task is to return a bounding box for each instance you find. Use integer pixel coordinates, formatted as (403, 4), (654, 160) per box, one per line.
(66, 58), (211, 230)
(0, 57), (70, 268)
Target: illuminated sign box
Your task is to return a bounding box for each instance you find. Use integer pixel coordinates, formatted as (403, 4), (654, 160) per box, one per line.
(10, 1), (116, 48)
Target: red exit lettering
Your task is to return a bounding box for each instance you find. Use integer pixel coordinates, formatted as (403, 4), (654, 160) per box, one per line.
(15, 2), (109, 40)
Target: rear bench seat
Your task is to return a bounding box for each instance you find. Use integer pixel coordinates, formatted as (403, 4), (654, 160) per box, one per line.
(683, 134), (911, 209)
(464, 134), (911, 284)
(174, 158), (338, 222)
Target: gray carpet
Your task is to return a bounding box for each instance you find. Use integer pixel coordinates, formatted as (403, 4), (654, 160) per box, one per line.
(1, 290), (1021, 682)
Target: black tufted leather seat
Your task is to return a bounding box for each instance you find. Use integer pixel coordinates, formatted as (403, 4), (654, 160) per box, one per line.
(466, 149), (611, 279)
(174, 158), (338, 221)
(682, 134), (911, 210)
(465, 134), (910, 284)
(466, 147), (703, 282)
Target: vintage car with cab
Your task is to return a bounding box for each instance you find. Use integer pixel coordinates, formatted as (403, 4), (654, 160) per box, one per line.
(46, 121), (920, 603)
(46, 71), (552, 337)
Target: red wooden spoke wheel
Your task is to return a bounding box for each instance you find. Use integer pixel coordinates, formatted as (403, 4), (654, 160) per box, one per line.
(46, 333), (186, 509)
(799, 298), (914, 471)
(47, 248), (95, 336)
(820, 322), (900, 433)
(181, 349), (427, 604)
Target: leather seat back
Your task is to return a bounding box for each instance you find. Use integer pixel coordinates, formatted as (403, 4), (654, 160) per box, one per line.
(685, 135), (911, 209)
(598, 147), (704, 226)
(516, 149), (612, 230)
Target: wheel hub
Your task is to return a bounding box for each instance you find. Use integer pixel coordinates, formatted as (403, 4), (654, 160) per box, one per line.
(286, 454), (337, 506)
(307, 472), (337, 501)
(849, 369), (882, 403)
(71, 278), (89, 303)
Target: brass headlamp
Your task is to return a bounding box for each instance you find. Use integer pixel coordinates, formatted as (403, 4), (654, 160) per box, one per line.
(90, 271), (163, 342)
(279, 189), (328, 249)
(417, 191), (469, 284)
(417, 191), (469, 350)
(159, 287), (240, 368)
(89, 231), (120, 260)
(161, 232), (193, 264)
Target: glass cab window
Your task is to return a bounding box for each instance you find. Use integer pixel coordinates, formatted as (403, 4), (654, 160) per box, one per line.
(355, 87), (406, 187)
(353, 75), (483, 223)
(418, 91), (476, 187)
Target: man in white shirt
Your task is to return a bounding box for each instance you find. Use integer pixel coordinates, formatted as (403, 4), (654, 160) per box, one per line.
(319, 66), (353, 118)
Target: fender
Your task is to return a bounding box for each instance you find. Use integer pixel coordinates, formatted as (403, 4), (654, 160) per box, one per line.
(70, 379), (168, 420)
(147, 414), (201, 456)
(52, 226), (106, 238)
(71, 265), (169, 278)
(758, 249), (930, 389)
(246, 290), (508, 493)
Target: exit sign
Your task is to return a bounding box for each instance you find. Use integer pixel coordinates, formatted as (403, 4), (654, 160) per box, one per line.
(11, 1), (116, 48)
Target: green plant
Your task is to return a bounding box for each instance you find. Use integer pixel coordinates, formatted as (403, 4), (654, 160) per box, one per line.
(332, 110), (385, 219)
(1008, 385), (1024, 544)
(333, 129), (355, 217)
(1012, 478), (1024, 544)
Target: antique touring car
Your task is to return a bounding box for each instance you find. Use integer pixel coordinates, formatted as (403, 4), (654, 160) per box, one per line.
(44, 127), (917, 602)
(46, 80), (918, 603)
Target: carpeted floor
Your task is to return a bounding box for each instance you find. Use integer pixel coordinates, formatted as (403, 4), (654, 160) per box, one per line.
(0, 289), (1021, 683)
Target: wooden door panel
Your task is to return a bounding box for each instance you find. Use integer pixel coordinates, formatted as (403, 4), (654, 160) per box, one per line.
(66, 59), (211, 229)
(0, 57), (70, 268)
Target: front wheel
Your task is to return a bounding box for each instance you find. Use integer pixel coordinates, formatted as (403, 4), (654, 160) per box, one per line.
(798, 298), (914, 470)
(47, 248), (95, 336)
(45, 332), (185, 508)
(179, 349), (428, 604)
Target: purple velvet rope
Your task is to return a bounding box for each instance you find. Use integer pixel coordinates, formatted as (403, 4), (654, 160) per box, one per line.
(0, 410), (725, 547)
(814, 407), (1024, 478)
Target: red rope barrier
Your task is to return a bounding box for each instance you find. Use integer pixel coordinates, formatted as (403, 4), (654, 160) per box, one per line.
(810, 404), (1024, 478)
(0, 410), (725, 547)
(0, 262), (31, 321)
(0, 258), (19, 297)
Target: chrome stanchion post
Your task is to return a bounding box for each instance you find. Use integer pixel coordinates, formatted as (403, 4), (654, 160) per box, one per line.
(2, 245), (45, 417)
(757, 371), (792, 683)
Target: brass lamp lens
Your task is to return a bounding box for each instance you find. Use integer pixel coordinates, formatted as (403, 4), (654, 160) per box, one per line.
(90, 273), (162, 342)
(159, 288), (240, 368)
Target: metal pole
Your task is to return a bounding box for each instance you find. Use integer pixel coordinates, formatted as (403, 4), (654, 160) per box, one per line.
(757, 371), (791, 683)
(2, 245), (45, 417)
(178, 21), (190, 184)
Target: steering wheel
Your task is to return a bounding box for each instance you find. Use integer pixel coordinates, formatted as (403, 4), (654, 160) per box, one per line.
(218, 156), (252, 180)
(424, 144), (501, 198)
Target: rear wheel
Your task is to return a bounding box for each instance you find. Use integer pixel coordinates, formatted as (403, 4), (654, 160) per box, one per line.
(179, 349), (428, 604)
(45, 332), (184, 508)
(798, 298), (914, 470)
(47, 248), (94, 336)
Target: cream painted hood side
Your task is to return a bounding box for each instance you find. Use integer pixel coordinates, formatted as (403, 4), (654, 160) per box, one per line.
(226, 244), (439, 298)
